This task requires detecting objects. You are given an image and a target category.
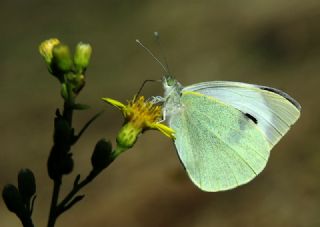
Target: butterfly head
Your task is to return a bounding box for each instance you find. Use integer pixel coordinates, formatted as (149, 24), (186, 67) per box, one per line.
(162, 74), (183, 98)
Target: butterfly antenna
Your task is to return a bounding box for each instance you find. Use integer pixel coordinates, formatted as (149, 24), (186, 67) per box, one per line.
(153, 32), (171, 75)
(136, 39), (169, 74)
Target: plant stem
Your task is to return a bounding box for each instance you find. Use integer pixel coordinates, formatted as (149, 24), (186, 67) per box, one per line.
(63, 101), (73, 125)
(55, 146), (124, 216)
(20, 215), (34, 227)
(47, 99), (74, 227)
(56, 171), (96, 216)
(47, 177), (61, 227)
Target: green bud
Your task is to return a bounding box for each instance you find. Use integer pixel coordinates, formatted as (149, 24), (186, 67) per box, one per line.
(18, 169), (36, 202)
(116, 123), (141, 150)
(74, 42), (92, 73)
(52, 44), (73, 73)
(65, 73), (85, 95)
(91, 139), (113, 171)
(2, 184), (27, 217)
(39, 38), (60, 64)
(73, 74), (85, 94)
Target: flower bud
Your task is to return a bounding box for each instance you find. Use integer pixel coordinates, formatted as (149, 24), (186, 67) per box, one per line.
(47, 147), (74, 179)
(2, 184), (26, 217)
(91, 139), (113, 171)
(65, 73), (85, 95)
(61, 153), (74, 174)
(18, 169), (36, 202)
(116, 123), (141, 150)
(74, 42), (92, 73)
(39, 38), (60, 64)
(52, 44), (73, 73)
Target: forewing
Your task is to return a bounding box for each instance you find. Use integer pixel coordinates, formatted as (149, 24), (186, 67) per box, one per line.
(169, 91), (270, 192)
(184, 81), (301, 147)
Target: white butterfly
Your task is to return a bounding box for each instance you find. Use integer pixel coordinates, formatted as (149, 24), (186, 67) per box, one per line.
(135, 38), (301, 192)
(162, 75), (301, 192)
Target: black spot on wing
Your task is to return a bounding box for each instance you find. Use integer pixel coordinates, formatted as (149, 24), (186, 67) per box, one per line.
(244, 113), (258, 124)
(260, 86), (301, 110)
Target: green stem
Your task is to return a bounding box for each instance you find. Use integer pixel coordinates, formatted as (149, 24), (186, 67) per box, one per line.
(47, 98), (74, 227)
(62, 102), (73, 125)
(55, 146), (125, 216)
(56, 172), (96, 216)
(47, 178), (61, 227)
(113, 146), (127, 158)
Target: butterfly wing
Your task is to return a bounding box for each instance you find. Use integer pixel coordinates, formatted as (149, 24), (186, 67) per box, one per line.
(183, 81), (301, 147)
(169, 91), (271, 192)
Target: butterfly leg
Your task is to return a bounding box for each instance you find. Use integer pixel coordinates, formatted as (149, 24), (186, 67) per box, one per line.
(147, 96), (170, 122)
(146, 96), (168, 122)
(159, 108), (167, 122)
(147, 96), (165, 104)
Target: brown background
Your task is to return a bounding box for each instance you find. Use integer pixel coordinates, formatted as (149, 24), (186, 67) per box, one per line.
(1, 0), (319, 226)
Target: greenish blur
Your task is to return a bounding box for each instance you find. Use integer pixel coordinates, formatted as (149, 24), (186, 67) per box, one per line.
(1, 0), (319, 226)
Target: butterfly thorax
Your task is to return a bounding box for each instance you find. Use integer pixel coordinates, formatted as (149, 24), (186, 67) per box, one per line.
(162, 75), (184, 119)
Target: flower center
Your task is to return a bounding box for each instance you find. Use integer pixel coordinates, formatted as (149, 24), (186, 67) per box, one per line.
(127, 96), (162, 127)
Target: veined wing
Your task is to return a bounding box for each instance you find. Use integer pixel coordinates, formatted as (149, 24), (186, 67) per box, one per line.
(184, 81), (301, 147)
(169, 91), (270, 192)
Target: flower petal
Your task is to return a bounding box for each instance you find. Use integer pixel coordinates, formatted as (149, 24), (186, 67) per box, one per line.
(152, 123), (175, 139)
(102, 98), (126, 111)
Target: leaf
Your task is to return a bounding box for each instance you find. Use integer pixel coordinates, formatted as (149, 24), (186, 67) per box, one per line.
(72, 111), (104, 144)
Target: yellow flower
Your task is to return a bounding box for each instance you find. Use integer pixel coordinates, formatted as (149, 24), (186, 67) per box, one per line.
(102, 96), (175, 151)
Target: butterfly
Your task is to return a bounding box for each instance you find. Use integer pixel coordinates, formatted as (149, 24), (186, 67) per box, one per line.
(135, 37), (301, 192)
(162, 75), (301, 192)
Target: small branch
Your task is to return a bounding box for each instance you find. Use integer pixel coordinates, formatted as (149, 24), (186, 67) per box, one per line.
(58, 195), (85, 215)
(56, 171), (98, 216)
(73, 174), (81, 188)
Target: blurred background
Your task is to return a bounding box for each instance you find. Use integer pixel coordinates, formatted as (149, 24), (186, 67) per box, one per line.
(1, 0), (319, 226)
